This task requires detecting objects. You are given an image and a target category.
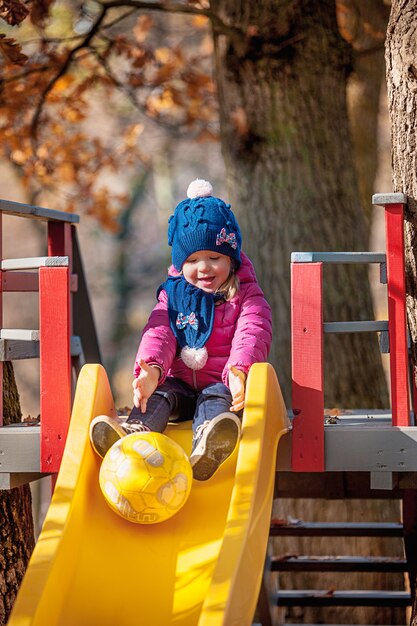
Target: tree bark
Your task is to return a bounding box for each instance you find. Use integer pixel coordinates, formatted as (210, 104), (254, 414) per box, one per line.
(385, 1), (417, 622)
(211, 0), (388, 410)
(345, 0), (390, 219)
(0, 363), (35, 625)
(211, 1), (401, 623)
(385, 0), (417, 388)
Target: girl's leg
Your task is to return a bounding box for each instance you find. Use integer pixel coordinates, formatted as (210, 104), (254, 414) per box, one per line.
(190, 383), (242, 481)
(90, 378), (196, 458)
(127, 377), (196, 432)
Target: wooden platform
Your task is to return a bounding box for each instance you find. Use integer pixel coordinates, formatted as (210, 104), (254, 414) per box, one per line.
(276, 410), (417, 492)
(0, 425), (43, 488)
(2, 409), (417, 492)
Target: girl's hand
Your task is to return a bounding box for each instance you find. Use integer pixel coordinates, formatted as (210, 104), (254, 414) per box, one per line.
(132, 360), (161, 412)
(228, 365), (247, 412)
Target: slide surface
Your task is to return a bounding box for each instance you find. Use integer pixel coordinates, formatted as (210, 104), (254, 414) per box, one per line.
(8, 363), (289, 626)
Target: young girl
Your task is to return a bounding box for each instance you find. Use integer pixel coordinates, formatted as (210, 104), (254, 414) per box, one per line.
(90, 179), (272, 480)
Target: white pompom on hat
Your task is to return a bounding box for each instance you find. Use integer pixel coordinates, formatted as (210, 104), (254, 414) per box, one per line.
(187, 179), (213, 199)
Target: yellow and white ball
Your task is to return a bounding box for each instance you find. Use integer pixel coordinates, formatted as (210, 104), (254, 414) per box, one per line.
(99, 432), (192, 524)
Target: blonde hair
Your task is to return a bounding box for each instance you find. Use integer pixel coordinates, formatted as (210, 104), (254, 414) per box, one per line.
(217, 268), (240, 301)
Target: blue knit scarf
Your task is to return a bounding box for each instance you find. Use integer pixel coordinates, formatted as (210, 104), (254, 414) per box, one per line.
(158, 276), (223, 351)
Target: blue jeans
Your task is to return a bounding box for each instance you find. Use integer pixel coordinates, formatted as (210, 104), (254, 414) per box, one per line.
(127, 377), (240, 436)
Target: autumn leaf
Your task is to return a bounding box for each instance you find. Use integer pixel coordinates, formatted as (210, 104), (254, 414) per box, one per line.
(324, 407), (353, 417)
(0, 34), (28, 65)
(192, 15), (209, 29)
(325, 407), (342, 417)
(133, 14), (154, 43)
(271, 517), (302, 527)
(0, 2), (218, 227)
(0, 0), (29, 25)
(123, 123), (144, 148)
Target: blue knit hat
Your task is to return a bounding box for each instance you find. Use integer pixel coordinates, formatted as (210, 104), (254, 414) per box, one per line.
(168, 179), (242, 271)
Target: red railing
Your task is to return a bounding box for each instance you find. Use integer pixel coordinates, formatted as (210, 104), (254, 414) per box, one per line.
(0, 200), (79, 475)
(291, 193), (410, 472)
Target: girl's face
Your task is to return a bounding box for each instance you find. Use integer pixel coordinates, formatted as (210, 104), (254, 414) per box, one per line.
(182, 250), (232, 293)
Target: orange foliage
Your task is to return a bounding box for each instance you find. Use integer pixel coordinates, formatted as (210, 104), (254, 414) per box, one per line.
(0, 0), (218, 229)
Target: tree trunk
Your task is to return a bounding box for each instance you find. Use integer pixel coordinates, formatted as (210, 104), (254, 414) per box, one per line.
(0, 362), (35, 625)
(211, 0), (388, 410)
(385, 0), (417, 389)
(385, 1), (417, 621)
(345, 0), (390, 220)
(210, 1), (401, 623)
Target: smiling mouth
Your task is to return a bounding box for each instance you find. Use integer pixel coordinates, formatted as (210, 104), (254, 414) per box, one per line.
(198, 277), (215, 286)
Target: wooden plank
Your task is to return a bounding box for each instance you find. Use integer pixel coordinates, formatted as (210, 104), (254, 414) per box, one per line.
(72, 229), (102, 363)
(0, 329), (39, 340)
(0, 473), (47, 489)
(1, 256), (68, 270)
(39, 266), (71, 473)
(0, 336), (83, 361)
(0, 199), (79, 223)
(70, 273), (78, 293)
(277, 422), (417, 472)
(276, 590), (411, 607)
(291, 252), (386, 264)
(373, 192), (407, 205)
(48, 222), (73, 340)
(291, 262), (324, 471)
(0, 339), (39, 360)
(324, 321), (388, 333)
(271, 556), (407, 572)
(0, 425), (40, 471)
(48, 222), (73, 257)
(402, 489), (417, 595)
(2, 271), (38, 292)
(384, 202), (410, 426)
(2, 271), (77, 292)
(270, 521), (403, 537)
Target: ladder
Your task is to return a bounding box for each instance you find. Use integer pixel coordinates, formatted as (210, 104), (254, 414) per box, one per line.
(256, 193), (415, 625)
(0, 198), (100, 488)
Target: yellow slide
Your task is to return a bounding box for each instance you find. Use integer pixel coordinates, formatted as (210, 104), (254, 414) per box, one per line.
(9, 363), (289, 626)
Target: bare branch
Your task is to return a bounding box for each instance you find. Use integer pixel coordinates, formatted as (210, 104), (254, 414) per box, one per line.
(30, 3), (108, 139)
(102, 7), (137, 29)
(98, 0), (243, 39)
(28, 0), (234, 141)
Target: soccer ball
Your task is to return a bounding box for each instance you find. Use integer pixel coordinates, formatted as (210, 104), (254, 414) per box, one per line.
(99, 432), (193, 524)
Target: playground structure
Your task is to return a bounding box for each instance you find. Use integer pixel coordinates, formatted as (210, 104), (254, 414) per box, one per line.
(0, 193), (416, 624)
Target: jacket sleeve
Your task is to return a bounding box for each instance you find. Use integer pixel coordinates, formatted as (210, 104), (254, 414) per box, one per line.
(133, 290), (177, 384)
(222, 284), (272, 385)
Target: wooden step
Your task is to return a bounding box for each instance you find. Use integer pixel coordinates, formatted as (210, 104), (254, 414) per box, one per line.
(270, 521), (403, 537)
(1, 256), (69, 270)
(291, 252), (386, 264)
(0, 198), (79, 223)
(276, 589), (411, 607)
(271, 555), (407, 573)
(0, 335), (83, 361)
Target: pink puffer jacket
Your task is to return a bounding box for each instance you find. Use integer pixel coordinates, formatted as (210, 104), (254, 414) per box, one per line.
(134, 252), (272, 390)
